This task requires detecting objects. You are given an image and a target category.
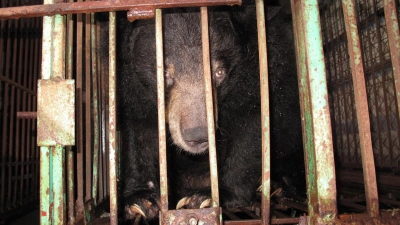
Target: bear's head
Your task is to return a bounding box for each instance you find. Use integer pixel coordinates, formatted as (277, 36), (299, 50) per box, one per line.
(119, 8), (257, 154)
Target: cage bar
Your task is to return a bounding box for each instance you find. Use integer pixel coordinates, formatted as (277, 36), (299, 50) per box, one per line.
(342, 0), (379, 218)
(108, 11), (118, 225)
(201, 6), (220, 210)
(156, 8), (169, 214)
(255, 0), (271, 224)
(292, 0), (338, 223)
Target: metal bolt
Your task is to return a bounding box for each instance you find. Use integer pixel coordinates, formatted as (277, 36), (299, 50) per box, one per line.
(188, 217), (198, 225)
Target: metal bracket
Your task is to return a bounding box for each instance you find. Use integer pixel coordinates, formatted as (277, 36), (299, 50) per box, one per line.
(162, 207), (221, 225)
(37, 78), (75, 146)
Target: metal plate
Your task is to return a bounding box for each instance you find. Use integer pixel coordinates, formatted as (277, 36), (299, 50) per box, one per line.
(162, 207), (221, 225)
(37, 79), (75, 146)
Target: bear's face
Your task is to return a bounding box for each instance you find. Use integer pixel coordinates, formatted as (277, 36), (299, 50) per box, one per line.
(159, 11), (242, 154)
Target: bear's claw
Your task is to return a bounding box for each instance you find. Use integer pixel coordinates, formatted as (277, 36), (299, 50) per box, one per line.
(176, 196), (212, 209)
(128, 204), (146, 218)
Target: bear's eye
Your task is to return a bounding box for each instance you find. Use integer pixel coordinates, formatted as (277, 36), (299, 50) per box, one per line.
(214, 68), (227, 86)
(165, 71), (174, 88)
(215, 68), (226, 78)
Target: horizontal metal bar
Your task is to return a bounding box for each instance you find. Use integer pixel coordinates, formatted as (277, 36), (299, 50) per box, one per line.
(0, 0), (241, 19)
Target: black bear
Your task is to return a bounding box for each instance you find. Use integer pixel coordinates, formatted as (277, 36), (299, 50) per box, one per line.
(115, 3), (304, 224)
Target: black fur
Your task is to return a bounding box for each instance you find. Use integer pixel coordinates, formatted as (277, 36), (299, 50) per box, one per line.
(114, 5), (304, 223)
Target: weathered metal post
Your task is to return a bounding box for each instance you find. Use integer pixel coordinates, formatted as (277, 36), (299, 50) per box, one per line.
(37, 1), (74, 225)
(255, 0), (271, 224)
(291, 0), (338, 224)
(342, 0), (380, 218)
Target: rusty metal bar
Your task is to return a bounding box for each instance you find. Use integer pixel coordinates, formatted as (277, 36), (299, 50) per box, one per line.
(66, 0), (75, 222)
(201, 6), (220, 210)
(85, 4), (93, 203)
(291, 0), (316, 219)
(91, 12), (100, 206)
(255, 0), (270, 224)
(39, 2), (54, 224)
(292, 0), (338, 223)
(108, 11), (118, 225)
(0, 0), (241, 19)
(342, 0), (379, 218)
(75, 1), (85, 220)
(156, 8), (169, 215)
(384, 0), (400, 125)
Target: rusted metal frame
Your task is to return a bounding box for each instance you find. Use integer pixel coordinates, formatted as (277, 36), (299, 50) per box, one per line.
(7, 8), (19, 211)
(25, 14), (35, 204)
(360, 0), (386, 167)
(32, 16), (42, 206)
(91, 12), (100, 206)
(326, 1), (353, 167)
(342, 0), (380, 218)
(66, 0), (75, 222)
(75, 0), (85, 221)
(291, 0), (317, 220)
(108, 11), (118, 225)
(321, 5), (344, 165)
(201, 6), (220, 211)
(223, 217), (305, 225)
(155, 8), (169, 216)
(384, 0), (400, 167)
(333, 2), (359, 167)
(0, 0), (9, 211)
(0, 75), (36, 95)
(11, 8), (23, 208)
(293, 0), (338, 224)
(15, 15), (28, 207)
(371, 0), (396, 168)
(0, 0), (241, 20)
(85, 3), (93, 204)
(255, 0), (270, 224)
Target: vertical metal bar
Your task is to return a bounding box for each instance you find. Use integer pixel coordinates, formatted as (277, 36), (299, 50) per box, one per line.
(33, 16), (42, 206)
(52, 11), (67, 225)
(0, 0), (10, 210)
(384, 0), (400, 121)
(156, 8), (169, 214)
(342, 0), (380, 218)
(108, 11), (118, 225)
(8, 9), (19, 210)
(293, 0), (338, 223)
(91, 12), (100, 205)
(75, 0), (85, 220)
(255, 0), (270, 224)
(85, 5), (92, 203)
(40, 1), (54, 223)
(66, 0), (75, 222)
(53, 145), (66, 224)
(291, 0), (317, 219)
(200, 7), (220, 210)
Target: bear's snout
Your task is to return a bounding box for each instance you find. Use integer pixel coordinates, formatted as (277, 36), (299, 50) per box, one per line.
(181, 126), (209, 151)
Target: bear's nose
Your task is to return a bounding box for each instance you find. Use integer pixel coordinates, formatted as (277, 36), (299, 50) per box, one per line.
(182, 127), (209, 150)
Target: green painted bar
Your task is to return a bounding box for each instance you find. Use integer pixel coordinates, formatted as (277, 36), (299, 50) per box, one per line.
(342, 0), (379, 218)
(290, 0), (318, 219)
(108, 11), (118, 225)
(302, 0), (338, 223)
(40, 147), (50, 225)
(155, 8), (169, 213)
(39, 1), (53, 224)
(91, 12), (100, 205)
(200, 6), (220, 209)
(291, 0), (338, 223)
(255, 0), (270, 224)
(52, 145), (66, 224)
